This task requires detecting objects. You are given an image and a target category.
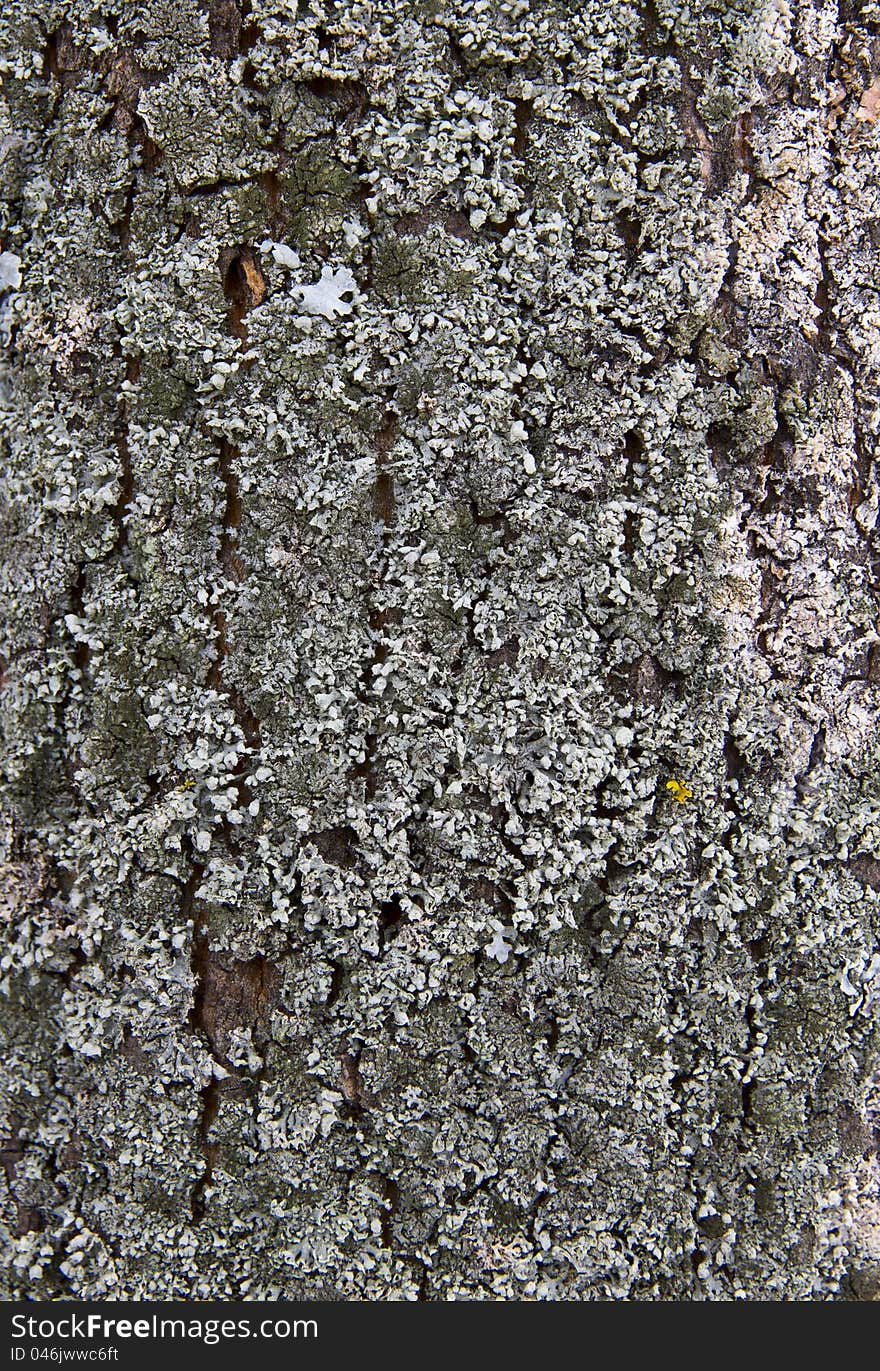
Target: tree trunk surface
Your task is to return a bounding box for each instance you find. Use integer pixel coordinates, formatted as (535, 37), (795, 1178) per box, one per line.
(1, 0), (879, 1300)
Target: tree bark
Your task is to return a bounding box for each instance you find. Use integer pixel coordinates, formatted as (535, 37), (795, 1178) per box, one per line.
(1, 0), (879, 1299)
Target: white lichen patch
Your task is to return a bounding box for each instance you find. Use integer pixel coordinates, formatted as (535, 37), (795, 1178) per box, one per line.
(0, 250), (20, 289)
(294, 265), (358, 319)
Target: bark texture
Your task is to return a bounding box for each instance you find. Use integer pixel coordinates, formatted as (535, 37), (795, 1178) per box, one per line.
(1, 0), (880, 1299)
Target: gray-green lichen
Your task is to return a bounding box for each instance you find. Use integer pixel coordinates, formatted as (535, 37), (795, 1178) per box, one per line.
(1, 0), (879, 1300)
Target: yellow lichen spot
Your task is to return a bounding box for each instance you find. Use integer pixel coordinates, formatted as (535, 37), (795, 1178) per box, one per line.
(177, 778), (196, 791)
(666, 778), (694, 804)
